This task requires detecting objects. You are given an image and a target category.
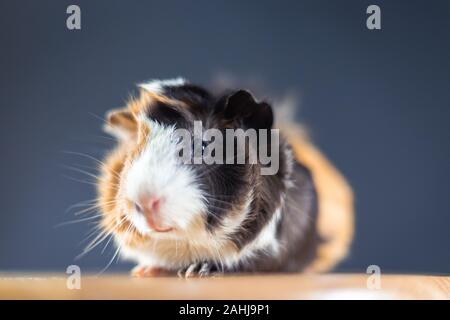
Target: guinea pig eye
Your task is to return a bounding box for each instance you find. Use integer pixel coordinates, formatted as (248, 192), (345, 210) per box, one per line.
(190, 140), (208, 158)
(134, 202), (143, 213)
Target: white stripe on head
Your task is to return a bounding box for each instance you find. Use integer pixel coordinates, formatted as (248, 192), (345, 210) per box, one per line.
(138, 77), (187, 94)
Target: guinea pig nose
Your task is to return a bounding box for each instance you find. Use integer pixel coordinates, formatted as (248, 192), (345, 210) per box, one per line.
(135, 196), (163, 215)
(135, 196), (172, 233)
(149, 197), (162, 212)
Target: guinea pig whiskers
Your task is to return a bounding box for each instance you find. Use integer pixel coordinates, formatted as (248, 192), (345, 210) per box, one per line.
(86, 134), (117, 142)
(76, 163), (121, 184)
(101, 233), (119, 254)
(203, 208), (224, 221)
(80, 218), (116, 248)
(65, 198), (98, 214)
(78, 228), (112, 259)
(205, 198), (234, 207)
(63, 174), (120, 191)
(55, 214), (104, 228)
(100, 221), (135, 272)
(77, 215), (127, 260)
(63, 165), (121, 188)
(71, 204), (103, 216)
(61, 150), (122, 180)
(63, 150), (120, 173)
(96, 238), (122, 275)
(62, 167), (120, 191)
(204, 197), (235, 213)
(72, 163), (102, 173)
(83, 215), (118, 239)
(62, 165), (105, 183)
(62, 174), (100, 188)
(205, 205), (233, 219)
(88, 111), (111, 128)
(67, 198), (117, 217)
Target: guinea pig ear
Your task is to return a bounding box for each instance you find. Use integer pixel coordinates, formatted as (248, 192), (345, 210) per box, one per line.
(220, 90), (274, 130)
(104, 108), (137, 140)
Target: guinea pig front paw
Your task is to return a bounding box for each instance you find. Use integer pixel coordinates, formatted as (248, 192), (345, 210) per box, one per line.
(131, 265), (169, 277)
(177, 262), (220, 278)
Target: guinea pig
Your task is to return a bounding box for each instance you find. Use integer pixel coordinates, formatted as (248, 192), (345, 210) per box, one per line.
(96, 78), (354, 277)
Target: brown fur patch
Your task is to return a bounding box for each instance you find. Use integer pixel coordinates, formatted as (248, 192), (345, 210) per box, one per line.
(128, 120), (151, 159)
(97, 142), (150, 249)
(128, 89), (188, 116)
(107, 109), (137, 132)
(105, 109), (138, 140)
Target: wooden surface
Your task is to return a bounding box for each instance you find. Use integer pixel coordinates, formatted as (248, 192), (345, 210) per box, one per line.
(0, 273), (448, 300)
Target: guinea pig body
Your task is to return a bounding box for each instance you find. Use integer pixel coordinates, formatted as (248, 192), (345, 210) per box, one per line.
(97, 78), (353, 277)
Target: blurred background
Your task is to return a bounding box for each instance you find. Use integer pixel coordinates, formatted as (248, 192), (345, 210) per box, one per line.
(0, 0), (449, 274)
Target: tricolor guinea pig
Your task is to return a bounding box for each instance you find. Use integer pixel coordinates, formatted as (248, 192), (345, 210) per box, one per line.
(96, 78), (354, 277)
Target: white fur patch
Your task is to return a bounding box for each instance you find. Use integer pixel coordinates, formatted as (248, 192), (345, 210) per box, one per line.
(214, 192), (253, 239)
(224, 207), (282, 268)
(139, 77), (186, 94)
(246, 207), (282, 255)
(125, 118), (206, 234)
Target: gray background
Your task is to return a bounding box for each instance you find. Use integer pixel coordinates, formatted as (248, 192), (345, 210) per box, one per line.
(0, 0), (449, 274)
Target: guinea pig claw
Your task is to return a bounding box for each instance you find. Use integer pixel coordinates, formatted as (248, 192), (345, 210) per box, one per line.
(198, 262), (211, 277)
(177, 263), (198, 278)
(177, 262), (215, 278)
(131, 265), (166, 277)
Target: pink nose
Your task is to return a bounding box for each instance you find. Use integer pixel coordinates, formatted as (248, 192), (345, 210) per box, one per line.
(135, 195), (162, 215)
(134, 196), (172, 232)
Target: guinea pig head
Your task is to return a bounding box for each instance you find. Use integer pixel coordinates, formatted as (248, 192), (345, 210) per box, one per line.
(99, 80), (276, 247)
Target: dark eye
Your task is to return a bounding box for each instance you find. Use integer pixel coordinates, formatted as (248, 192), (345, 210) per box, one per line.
(134, 202), (143, 213)
(191, 140), (208, 158)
